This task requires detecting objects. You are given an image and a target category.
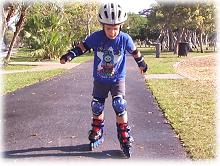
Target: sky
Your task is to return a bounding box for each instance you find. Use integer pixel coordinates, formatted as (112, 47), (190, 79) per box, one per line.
(63, 0), (219, 14)
(110, 0), (157, 13)
(97, 0), (219, 13)
(96, 0), (157, 13)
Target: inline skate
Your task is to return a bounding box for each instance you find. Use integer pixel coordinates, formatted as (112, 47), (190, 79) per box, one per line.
(117, 123), (134, 158)
(88, 119), (104, 151)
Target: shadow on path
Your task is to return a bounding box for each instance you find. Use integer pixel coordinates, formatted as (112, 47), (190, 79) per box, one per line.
(3, 144), (125, 159)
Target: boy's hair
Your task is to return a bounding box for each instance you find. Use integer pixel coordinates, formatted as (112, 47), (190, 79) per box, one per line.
(98, 2), (127, 25)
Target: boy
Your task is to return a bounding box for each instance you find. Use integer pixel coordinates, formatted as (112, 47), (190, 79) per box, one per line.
(60, 2), (148, 157)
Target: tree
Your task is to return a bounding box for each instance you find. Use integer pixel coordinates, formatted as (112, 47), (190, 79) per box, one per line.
(63, 1), (100, 41)
(190, 3), (216, 52)
(21, 1), (100, 60)
(141, 1), (216, 54)
(22, 3), (72, 60)
(2, 1), (31, 65)
(122, 13), (148, 40)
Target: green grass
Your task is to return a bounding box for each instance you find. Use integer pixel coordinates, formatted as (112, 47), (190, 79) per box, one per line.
(10, 48), (38, 62)
(144, 53), (181, 74)
(146, 79), (216, 159)
(4, 51), (93, 71)
(139, 47), (216, 159)
(139, 47), (185, 74)
(3, 69), (65, 94)
(70, 53), (93, 63)
(10, 48), (94, 63)
(138, 47), (215, 74)
(2, 49), (94, 94)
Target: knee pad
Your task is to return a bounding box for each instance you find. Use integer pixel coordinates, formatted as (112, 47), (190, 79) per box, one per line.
(91, 98), (105, 116)
(112, 95), (127, 117)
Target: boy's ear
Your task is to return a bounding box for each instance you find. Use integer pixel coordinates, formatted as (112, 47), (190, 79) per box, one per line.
(120, 23), (124, 30)
(102, 23), (105, 30)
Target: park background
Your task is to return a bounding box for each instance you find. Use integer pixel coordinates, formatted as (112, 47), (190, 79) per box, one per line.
(0, 0), (219, 162)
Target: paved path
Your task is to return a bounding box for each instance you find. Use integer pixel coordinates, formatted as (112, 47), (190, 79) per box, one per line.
(2, 56), (187, 160)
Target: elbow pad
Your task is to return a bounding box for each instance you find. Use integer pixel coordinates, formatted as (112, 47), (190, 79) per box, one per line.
(69, 46), (84, 59)
(68, 42), (90, 59)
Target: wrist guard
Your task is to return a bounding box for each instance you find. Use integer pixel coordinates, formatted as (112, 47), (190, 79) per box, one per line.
(134, 56), (148, 73)
(69, 46), (84, 58)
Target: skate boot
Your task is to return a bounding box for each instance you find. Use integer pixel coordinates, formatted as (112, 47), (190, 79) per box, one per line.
(117, 123), (134, 158)
(88, 119), (104, 151)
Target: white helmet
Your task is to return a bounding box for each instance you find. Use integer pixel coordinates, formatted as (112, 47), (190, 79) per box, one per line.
(98, 2), (127, 25)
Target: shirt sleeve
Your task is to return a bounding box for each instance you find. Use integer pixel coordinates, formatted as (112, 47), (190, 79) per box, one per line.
(84, 32), (97, 49)
(126, 35), (137, 54)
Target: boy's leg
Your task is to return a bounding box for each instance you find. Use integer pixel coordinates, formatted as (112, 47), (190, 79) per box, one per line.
(116, 111), (127, 123)
(88, 116), (105, 150)
(88, 98), (105, 150)
(113, 96), (134, 157)
(89, 97), (105, 143)
(112, 95), (133, 143)
(89, 80), (110, 148)
(111, 81), (134, 157)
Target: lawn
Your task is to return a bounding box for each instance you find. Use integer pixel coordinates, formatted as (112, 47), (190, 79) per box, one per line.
(9, 48), (94, 64)
(3, 69), (65, 94)
(144, 53), (181, 74)
(139, 47), (214, 74)
(141, 47), (216, 159)
(146, 79), (216, 159)
(2, 49), (93, 94)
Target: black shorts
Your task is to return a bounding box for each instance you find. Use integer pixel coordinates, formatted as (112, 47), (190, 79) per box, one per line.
(92, 80), (125, 99)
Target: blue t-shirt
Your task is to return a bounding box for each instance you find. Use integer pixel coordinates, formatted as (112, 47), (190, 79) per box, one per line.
(84, 30), (136, 83)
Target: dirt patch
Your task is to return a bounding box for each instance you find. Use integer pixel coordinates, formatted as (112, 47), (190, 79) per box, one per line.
(174, 55), (217, 86)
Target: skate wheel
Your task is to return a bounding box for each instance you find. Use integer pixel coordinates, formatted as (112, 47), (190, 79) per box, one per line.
(123, 149), (131, 158)
(121, 145), (131, 158)
(89, 137), (104, 151)
(89, 142), (94, 151)
(124, 151), (131, 158)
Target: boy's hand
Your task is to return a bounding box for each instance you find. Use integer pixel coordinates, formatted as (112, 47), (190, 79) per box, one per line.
(60, 53), (72, 64)
(60, 59), (66, 64)
(139, 66), (148, 74)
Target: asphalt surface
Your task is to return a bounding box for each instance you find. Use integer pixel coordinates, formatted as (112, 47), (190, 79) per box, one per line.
(2, 56), (187, 161)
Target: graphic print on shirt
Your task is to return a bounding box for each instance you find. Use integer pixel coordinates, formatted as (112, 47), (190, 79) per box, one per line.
(96, 46), (122, 79)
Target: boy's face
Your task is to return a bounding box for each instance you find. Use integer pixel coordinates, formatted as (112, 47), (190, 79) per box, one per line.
(103, 24), (121, 39)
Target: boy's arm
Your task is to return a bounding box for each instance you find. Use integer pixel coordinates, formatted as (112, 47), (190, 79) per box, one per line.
(132, 49), (148, 74)
(60, 42), (90, 64)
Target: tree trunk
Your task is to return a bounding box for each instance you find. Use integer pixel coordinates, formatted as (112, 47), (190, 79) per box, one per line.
(187, 30), (193, 52)
(174, 28), (183, 54)
(4, 5), (29, 65)
(180, 28), (187, 42)
(2, 3), (15, 50)
(156, 29), (164, 51)
(86, 14), (92, 36)
(168, 28), (174, 51)
(191, 30), (197, 49)
(204, 33), (208, 50)
(198, 28), (204, 53)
